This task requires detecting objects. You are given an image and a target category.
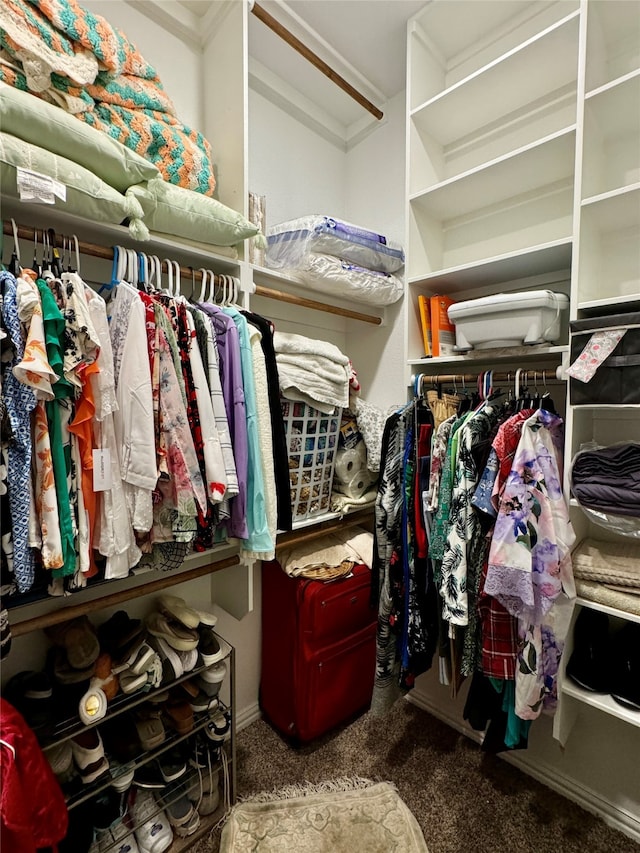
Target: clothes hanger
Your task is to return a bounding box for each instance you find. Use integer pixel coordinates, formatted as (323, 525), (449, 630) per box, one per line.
(48, 228), (62, 277)
(197, 267), (208, 303)
(0, 738), (16, 760)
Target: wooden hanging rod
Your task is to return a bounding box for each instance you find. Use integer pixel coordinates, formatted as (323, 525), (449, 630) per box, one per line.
(4, 220), (384, 325)
(9, 553), (240, 638)
(3, 221), (230, 288)
(414, 370), (565, 386)
(253, 283), (382, 325)
(251, 2), (384, 121)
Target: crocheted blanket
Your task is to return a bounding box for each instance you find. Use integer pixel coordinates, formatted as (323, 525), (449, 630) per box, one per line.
(0, 0), (216, 194)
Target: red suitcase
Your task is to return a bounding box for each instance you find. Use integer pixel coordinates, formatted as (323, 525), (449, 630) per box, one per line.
(260, 559), (377, 743)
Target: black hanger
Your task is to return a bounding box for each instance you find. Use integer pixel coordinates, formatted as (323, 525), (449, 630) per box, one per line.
(48, 229), (62, 277)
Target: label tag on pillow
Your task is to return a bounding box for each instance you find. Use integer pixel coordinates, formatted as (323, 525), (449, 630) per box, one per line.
(16, 168), (66, 204)
(92, 449), (112, 491)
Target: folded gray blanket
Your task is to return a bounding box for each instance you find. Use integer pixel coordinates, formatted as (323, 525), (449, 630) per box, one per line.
(572, 538), (640, 589)
(571, 443), (640, 517)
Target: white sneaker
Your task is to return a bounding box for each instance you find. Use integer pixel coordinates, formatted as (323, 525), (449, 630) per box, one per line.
(131, 789), (173, 853)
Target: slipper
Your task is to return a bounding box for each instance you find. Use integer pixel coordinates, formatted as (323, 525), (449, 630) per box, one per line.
(156, 594), (200, 629)
(70, 728), (110, 784)
(134, 710), (165, 751)
(44, 616), (100, 670)
(175, 679), (199, 699)
(146, 612), (198, 652)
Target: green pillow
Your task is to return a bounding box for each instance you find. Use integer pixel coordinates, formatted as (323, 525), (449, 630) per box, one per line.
(130, 178), (261, 247)
(0, 82), (159, 193)
(0, 132), (148, 240)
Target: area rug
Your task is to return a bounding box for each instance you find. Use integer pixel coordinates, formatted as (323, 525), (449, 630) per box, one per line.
(219, 776), (429, 852)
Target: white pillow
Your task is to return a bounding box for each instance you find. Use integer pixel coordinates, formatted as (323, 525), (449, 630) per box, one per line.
(296, 252), (403, 306)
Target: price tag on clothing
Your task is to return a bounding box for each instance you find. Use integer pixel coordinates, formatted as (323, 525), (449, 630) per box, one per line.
(16, 167), (66, 204)
(92, 449), (112, 492)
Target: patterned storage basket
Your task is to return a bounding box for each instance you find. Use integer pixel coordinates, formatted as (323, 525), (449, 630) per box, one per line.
(281, 400), (342, 522)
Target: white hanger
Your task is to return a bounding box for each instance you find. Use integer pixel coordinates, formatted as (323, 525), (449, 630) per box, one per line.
(173, 260), (181, 297)
(0, 738), (16, 759)
(10, 218), (21, 271)
(197, 267), (208, 302)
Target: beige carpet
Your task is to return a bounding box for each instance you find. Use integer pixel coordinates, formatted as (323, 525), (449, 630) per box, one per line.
(219, 777), (428, 853)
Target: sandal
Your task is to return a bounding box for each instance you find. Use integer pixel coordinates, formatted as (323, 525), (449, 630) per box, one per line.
(156, 594), (200, 629)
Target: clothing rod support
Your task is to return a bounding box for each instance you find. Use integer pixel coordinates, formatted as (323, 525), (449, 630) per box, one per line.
(251, 2), (383, 121)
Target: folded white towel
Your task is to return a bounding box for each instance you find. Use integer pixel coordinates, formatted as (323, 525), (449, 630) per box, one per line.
(278, 359), (350, 413)
(276, 352), (349, 386)
(273, 331), (349, 365)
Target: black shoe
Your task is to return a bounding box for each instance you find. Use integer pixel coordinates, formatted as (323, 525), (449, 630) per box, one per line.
(610, 623), (640, 712)
(133, 761), (166, 789)
(566, 608), (610, 693)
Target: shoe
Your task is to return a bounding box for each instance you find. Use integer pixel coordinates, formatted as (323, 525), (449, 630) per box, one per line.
(134, 709), (165, 751)
(176, 647), (198, 674)
(44, 616), (100, 670)
(92, 788), (125, 834)
(156, 747), (187, 783)
(146, 612), (198, 652)
(148, 636), (184, 685)
(186, 748), (220, 817)
(190, 691), (218, 714)
(70, 728), (110, 784)
(203, 708), (231, 743)
(120, 670), (150, 695)
(610, 622), (640, 711)
(159, 783), (198, 836)
(98, 612), (145, 667)
(98, 815), (140, 853)
(130, 789), (173, 853)
(197, 626), (224, 666)
(50, 646), (96, 685)
(45, 740), (75, 785)
(101, 714), (143, 763)
(197, 660), (227, 699)
(78, 685), (108, 725)
(566, 608), (610, 693)
(156, 595), (200, 629)
(111, 761), (136, 794)
(162, 697), (194, 736)
(133, 763), (166, 790)
(90, 653), (119, 702)
(4, 670), (54, 733)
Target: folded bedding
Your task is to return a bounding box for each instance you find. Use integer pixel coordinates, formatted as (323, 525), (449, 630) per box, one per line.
(570, 443), (640, 517)
(0, 0), (216, 194)
(294, 252), (404, 307)
(267, 215), (405, 274)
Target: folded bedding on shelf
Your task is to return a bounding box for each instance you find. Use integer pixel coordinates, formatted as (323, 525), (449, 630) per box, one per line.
(266, 215), (405, 274)
(572, 539), (640, 589)
(0, 0), (216, 194)
(571, 443), (640, 517)
(273, 331), (351, 414)
(294, 252), (404, 307)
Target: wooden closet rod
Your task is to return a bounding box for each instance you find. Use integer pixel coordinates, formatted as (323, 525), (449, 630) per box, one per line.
(253, 283), (382, 325)
(3, 221), (225, 288)
(416, 370), (564, 385)
(251, 2), (384, 121)
(4, 220), (384, 325)
(10, 553), (240, 638)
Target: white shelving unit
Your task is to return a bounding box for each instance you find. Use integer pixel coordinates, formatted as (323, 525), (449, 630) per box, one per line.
(405, 0), (575, 372)
(405, 0), (640, 833)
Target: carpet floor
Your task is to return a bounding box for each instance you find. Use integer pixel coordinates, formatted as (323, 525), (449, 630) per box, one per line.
(193, 700), (637, 853)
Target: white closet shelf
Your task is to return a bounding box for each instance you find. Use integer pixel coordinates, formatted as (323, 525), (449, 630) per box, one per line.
(407, 239), (572, 293)
(580, 183), (640, 230)
(585, 0), (640, 92)
(578, 293), (640, 311)
(585, 67), (640, 123)
(561, 679), (640, 727)
(576, 597), (640, 625)
(410, 127), (576, 221)
(410, 11), (580, 146)
(1, 200), (243, 276)
(408, 344), (567, 369)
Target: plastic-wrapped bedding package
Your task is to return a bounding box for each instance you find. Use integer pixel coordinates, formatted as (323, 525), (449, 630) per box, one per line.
(266, 215), (405, 274)
(294, 253), (403, 306)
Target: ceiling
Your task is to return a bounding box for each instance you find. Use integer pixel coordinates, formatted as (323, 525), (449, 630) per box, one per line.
(181, 0), (425, 131)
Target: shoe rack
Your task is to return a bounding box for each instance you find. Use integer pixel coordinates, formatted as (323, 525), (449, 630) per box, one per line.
(23, 617), (236, 851)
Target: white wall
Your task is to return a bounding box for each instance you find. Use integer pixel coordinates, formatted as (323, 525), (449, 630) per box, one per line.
(82, 0), (204, 132)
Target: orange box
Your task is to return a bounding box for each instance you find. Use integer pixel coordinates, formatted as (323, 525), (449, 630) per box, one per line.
(430, 294), (456, 357)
